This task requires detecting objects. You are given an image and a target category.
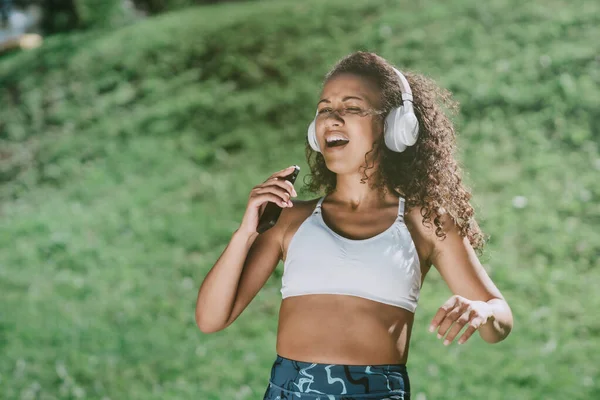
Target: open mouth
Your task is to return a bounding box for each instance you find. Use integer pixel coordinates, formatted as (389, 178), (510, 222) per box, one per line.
(325, 139), (350, 149)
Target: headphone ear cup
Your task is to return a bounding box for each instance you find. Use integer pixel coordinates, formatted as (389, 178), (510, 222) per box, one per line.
(384, 104), (419, 152)
(398, 112), (419, 146)
(384, 107), (407, 152)
(307, 119), (321, 152)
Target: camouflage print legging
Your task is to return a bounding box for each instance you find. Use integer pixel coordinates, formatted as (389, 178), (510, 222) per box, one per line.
(263, 354), (410, 400)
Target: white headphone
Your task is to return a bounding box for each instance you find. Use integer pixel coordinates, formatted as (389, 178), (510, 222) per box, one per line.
(307, 67), (419, 153)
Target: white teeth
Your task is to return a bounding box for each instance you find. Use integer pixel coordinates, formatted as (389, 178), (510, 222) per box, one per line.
(326, 135), (349, 142)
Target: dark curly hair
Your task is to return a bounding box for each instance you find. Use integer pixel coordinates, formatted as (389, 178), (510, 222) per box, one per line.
(301, 51), (487, 254)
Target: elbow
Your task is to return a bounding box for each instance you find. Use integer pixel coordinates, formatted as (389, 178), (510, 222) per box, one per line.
(197, 324), (220, 334)
(195, 317), (218, 334)
(195, 310), (213, 334)
(195, 309), (224, 334)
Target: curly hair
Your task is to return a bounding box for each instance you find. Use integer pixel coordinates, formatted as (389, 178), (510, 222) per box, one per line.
(301, 51), (487, 254)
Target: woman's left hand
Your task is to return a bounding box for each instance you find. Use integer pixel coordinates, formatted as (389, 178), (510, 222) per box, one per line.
(428, 295), (495, 346)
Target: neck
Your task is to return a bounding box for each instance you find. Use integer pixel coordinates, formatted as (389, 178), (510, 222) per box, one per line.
(327, 177), (397, 212)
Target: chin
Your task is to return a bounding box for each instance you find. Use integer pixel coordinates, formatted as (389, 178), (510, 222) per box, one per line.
(324, 159), (362, 175)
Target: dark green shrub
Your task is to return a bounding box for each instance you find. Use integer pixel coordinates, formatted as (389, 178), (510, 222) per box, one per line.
(131, 0), (253, 15)
(38, 0), (135, 33)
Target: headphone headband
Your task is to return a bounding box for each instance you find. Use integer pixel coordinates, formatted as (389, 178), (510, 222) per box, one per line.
(391, 67), (413, 104)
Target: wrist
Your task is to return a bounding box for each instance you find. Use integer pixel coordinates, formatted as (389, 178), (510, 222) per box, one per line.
(234, 226), (259, 242)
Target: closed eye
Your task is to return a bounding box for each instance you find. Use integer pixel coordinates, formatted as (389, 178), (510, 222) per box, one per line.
(317, 107), (362, 114)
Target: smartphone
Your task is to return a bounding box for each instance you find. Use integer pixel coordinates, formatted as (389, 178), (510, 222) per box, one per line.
(257, 165), (300, 234)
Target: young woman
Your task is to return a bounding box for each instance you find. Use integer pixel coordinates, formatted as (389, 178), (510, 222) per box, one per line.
(195, 51), (514, 400)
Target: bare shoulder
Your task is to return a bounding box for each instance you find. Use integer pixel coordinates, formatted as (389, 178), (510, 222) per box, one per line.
(403, 203), (437, 268)
(277, 197), (321, 261)
(278, 197), (321, 226)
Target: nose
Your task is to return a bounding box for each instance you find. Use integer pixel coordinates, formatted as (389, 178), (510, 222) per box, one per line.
(323, 110), (345, 127)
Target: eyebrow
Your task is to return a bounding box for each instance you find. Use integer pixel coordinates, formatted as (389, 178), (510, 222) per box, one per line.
(317, 96), (366, 106)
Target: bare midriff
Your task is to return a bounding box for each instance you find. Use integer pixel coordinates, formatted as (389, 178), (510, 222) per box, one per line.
(275, 294), (416, 365)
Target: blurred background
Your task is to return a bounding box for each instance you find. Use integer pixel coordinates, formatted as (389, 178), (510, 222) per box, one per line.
(0, 0), (598, 399)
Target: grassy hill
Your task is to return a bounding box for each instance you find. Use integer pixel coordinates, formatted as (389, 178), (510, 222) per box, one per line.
(0, 0), (598, 398)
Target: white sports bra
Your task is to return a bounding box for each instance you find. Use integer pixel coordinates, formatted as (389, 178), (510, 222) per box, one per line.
(280, 195), (422, 313)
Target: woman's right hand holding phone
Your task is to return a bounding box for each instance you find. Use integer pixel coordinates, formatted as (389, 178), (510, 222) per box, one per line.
(239, 166), (298, 235)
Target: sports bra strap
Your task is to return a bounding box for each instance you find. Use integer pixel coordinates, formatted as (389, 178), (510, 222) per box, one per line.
(398, 196), (405, 219)
(313, 196), (325, 214)
(313, 196), (405, 218)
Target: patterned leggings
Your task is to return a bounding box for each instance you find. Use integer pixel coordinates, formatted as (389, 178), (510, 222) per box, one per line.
(263, 354), (410, 400)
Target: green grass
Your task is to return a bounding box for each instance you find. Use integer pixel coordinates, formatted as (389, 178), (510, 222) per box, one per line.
(0, 0), (599, 398)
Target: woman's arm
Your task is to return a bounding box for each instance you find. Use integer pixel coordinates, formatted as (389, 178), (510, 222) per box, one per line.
(427, 213), (514, 344)
(195, 220), (283, 333)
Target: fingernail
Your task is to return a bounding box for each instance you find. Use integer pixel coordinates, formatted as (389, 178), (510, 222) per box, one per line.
(428, 326), (435, 333)
(437, 333), (442, 339)
(443, 340), (450, 346)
